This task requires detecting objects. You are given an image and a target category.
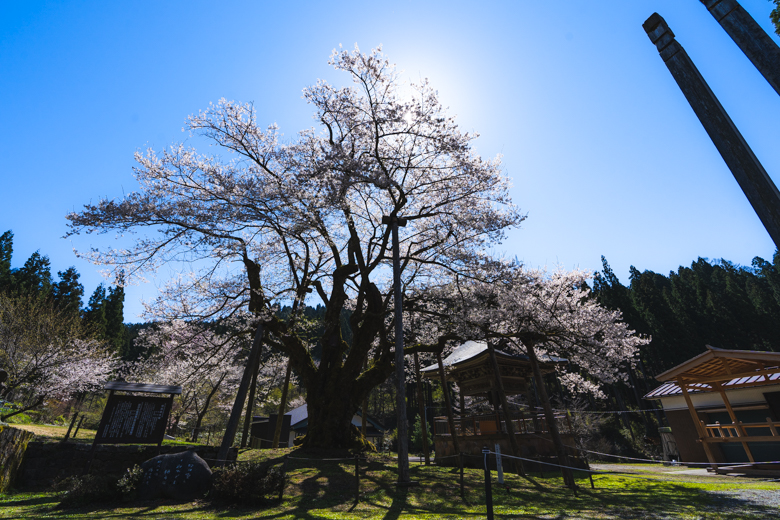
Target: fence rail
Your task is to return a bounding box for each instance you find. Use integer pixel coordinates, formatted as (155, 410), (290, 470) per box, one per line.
(702, 417), (780, 443)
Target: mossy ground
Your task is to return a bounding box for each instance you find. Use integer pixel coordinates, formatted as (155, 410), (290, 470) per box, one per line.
(1, 449), (778, 519)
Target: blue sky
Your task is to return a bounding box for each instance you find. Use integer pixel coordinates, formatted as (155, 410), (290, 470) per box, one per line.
(2, 1), (779, 320)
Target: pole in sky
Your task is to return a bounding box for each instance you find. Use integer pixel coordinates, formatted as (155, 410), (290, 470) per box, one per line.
(699, 0), (780, 97)
(382, 214), (410, 483)
(643, 13), (780, 249)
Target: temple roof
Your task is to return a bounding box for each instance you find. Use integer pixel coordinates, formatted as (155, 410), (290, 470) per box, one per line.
(420, 340), (566, 374)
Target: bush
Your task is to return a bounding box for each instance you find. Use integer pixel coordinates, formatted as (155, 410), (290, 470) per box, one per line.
(116, 465), (144, 501)
(210, 461), (285, 506)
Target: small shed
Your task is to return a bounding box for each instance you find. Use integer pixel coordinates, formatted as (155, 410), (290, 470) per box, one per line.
(645, 346), (780, 474)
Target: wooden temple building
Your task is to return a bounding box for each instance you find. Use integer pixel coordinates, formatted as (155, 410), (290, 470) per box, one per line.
(420, 341), (580, 465)
(645, 346), (780, 476)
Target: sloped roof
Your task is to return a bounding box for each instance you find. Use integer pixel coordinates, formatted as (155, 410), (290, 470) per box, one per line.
(655, 345), (780, 384)
(420, 340), (565, 373)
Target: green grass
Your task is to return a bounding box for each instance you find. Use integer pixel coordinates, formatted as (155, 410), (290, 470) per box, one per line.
(0, 454), (777, 519)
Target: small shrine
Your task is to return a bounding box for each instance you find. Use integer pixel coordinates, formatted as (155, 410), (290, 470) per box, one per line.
(420, 341), (580, 466)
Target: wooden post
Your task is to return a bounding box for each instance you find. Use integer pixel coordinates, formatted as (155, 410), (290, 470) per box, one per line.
(73, 415), (85, 439)
(525, 342), (575, 489)
(714, 382), (755, 463)
(436, 352), (461, 456)
(414, 353), (431, 465)
(486, 341), (524, 476)
(62, 411), (79, 443)
(678, 378), (718, 470)
(354, 454), (360, 505)
(644, 13), (780, 249)
(483, 447), (494, 520)
(700, 0), (780, 97)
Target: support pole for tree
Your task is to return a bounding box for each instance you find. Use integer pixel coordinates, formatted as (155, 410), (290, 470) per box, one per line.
(241, 359), (261, 448)
(524, 340), (576, 490)
(272, 360), (293, 448)
(413, 353), (431, 465)
(643, 13), (780, 249)
(383, 214), (410, 483)
(485, 340), (524, 475)
(217, 322), (265, 465)
(700, 0), (780, 97)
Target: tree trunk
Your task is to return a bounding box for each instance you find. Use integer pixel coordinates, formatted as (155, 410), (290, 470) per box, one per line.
(524, 341), (576, 489)
(272, 361), (292, 448)
(192, 375), (225, 443)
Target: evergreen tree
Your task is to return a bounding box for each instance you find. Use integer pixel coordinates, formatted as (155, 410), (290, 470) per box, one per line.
(52, 267), (84, 318)
(82, 284), (107, 339)
(0, 230), (12, 292)
(105, 280), (126, 353)
(14, 251), (53, 298)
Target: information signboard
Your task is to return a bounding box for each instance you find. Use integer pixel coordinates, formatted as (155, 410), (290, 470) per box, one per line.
(94, 394), (172, 445)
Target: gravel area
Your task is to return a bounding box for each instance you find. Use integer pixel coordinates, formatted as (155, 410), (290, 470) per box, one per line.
(591, 463), (780, 516)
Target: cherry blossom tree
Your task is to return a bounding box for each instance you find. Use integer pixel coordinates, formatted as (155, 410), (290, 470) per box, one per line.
(0, 293), (118, 421)
(126, 319), (250, 440)
(408, 264), (648, 488)
(66, 46), (522, 449)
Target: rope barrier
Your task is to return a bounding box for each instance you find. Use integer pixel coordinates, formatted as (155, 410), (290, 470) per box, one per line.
(523, 430), (770, 468)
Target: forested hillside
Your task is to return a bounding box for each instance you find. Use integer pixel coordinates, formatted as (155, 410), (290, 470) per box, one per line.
(592, 252), (780, 377)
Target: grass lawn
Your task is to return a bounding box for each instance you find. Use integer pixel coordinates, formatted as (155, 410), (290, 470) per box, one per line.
(10, 424), (98, 443)
(1, 449), (778, 519)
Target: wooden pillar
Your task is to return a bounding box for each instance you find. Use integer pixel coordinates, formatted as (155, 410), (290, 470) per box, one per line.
(678, 378), (718, 469)
(643, 13), (780, 249)
(486, 341), (523, 468)
(700, 0), (780, 97)
(413, 353), (431, 465)
(436, 352), (461, 456)
(713, 382), (755, 463)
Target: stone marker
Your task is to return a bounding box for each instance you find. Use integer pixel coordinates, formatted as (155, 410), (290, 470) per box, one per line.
(137, 450), (212, 500)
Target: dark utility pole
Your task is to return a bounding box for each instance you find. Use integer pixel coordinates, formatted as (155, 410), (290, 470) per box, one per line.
(643, 13), (780, 249)
(700, 0), (780, 97)
(382, 214), (410, 483)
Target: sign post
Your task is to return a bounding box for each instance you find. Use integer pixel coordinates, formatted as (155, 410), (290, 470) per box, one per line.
(86, 382), (182, 473)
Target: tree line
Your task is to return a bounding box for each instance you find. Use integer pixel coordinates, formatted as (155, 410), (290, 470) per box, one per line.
(592, 252), (780, 378)
(0, 230), (126, 354)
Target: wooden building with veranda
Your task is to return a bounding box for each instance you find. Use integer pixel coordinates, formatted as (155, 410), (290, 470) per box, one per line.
(645, 346), (780, 476)
(420, 341), (581, 465)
